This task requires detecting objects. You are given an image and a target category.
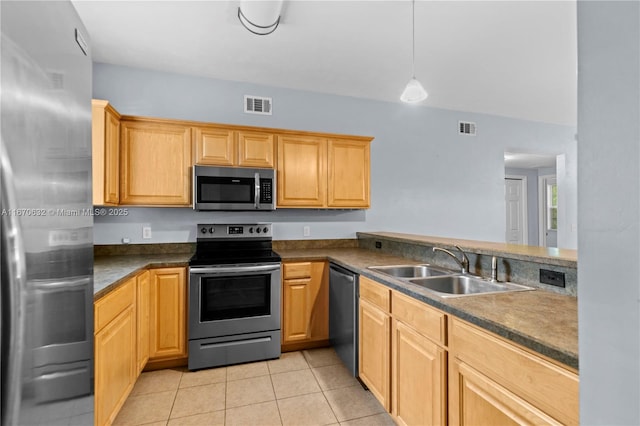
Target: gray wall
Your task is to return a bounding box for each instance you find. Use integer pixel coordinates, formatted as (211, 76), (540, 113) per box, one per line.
(577, 1), (640, 424)
(93, 62), (578, 248)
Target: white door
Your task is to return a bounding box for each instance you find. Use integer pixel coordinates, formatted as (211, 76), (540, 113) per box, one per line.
(505, 177), (527, 244)
(539, 176), (558, 247)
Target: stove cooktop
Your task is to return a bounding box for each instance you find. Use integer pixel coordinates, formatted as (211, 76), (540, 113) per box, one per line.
(189, 223), (281, 266)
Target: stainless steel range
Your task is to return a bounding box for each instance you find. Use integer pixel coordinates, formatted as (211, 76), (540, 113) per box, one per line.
(188, 223), (282, 370)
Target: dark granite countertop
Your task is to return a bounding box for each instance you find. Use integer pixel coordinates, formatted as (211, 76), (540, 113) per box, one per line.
(276, 247), (578, 371)
(94, 254), (191, 300)
(93, 246), (578, 370)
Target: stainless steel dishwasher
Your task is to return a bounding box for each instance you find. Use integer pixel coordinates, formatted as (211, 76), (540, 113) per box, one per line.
(329, 263), (359, 377)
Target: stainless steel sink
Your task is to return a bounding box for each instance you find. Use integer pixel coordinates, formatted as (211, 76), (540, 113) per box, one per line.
(408, 275), (534, 298)
(368, 264), (456, 279)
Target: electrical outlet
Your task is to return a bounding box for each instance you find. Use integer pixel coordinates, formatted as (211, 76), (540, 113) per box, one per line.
(142, 226), (152, 239)
(303, 226), (310, 237)
(540, 269), (565, 288)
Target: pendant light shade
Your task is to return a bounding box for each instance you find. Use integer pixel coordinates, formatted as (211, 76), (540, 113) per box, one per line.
(401, 0), (428, 103)
(401, 78), (428, 103)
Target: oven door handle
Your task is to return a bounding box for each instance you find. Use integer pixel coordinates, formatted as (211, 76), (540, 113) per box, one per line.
(190, 264), (281, 275)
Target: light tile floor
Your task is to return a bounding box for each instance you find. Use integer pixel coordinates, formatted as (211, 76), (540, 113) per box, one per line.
(114, 348), (396, 426)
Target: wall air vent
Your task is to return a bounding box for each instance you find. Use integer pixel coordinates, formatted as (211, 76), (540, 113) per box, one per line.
(244, 95), (272, 115)
(458, 121), (477, 136)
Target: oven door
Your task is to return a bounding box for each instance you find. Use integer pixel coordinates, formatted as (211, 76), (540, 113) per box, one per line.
(188, 263), (281, 340)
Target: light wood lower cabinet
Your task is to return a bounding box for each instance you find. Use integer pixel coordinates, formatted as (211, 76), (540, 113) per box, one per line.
(358, 277), (392, 411)
(448, 318), (579, 426)
(94, 277), (136, 426)
(136, 270), (150, 375)
(281, 261), (329, 351)
(148, 267), (187, 361)
(392, 291), (447, 426)
(94, 266), (187, 425)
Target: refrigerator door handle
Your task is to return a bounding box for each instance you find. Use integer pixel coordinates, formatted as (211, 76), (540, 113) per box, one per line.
(0, 140), (28, 426)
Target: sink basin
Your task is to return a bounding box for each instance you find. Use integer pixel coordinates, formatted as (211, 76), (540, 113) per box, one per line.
(369, 264), (456, 279)
(408, 275), (534, 298)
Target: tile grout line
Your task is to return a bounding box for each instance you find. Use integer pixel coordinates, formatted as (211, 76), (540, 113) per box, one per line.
(267, 362), (285, 426)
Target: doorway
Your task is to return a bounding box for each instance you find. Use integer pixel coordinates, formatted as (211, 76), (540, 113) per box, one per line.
(539, 175), (558, 247)
(505, 176), (528, 244)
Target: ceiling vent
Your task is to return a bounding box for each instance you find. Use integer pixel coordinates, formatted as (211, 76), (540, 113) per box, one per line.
(458, 121), (477, 136)
(244, 95), (272, 115)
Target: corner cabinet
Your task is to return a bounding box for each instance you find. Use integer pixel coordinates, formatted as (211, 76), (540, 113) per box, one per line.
(281, 261), (329, 351)
(92, 99), (121, 206)
(120, 119), (192, 206)
(277, 135), (372, 208)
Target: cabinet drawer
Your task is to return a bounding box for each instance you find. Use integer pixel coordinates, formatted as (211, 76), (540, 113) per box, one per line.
(392, 291), (446, 346)
(95, 277), (136, 334)
(283, 262), (312, 279)
(359, 276), (390, 313)
(450, 318), (579, 425)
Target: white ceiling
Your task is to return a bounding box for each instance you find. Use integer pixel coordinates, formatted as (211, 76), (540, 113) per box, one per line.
(72, 0), (577, 126)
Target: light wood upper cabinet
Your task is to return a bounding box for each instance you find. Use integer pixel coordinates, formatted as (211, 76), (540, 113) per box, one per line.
(194, 126), (235, 166)
(277, 135), (327, 207)
(148, 267), (187, 361)
(92, 99), (121, 206)
(194, 127), (275, 168)
(281, 261), (329, 350)
(237, 130), (275, 168)
(120, 120), (192, 206)
(327, 139), (370, 208)
(277, 135), (372, 208)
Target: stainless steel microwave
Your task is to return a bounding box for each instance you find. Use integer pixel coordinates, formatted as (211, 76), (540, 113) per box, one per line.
(193, 165), (276, 211)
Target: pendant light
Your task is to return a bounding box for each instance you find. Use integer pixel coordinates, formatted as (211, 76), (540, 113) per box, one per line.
(400, 0), (428, 103)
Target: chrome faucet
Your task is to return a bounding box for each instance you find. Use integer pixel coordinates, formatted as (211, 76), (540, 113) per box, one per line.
(433, 245), (469, 274)
(490, 256), (498, 282)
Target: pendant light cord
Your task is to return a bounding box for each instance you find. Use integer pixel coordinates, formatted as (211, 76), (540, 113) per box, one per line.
(411, 0), (416, 79)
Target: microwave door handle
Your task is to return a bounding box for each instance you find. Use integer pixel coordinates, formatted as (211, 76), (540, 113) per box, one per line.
(254, 172), (260, 209)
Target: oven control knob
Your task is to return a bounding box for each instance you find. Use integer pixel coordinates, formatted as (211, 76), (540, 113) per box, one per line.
(249, 227), (254, 233)
(263, 227), (269, 234)
(208, 227), (215, 234)
(200, 227), (207, 234)
(256, 227), (261, 233)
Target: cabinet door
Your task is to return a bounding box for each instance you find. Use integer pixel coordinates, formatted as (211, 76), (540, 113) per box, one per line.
(238, 130), (275, 168)
(277, 135), (327, 207)
(282, 278), (311, 343)
(92, 99), (120, 205)
(136, 270), (150, 374)
(450, 359), (562, 426)
(149, 267), (187, 360)
(94, 305), (136, 426)
(194, 126), (235, 166)
(359, 298), (391, 411)
(393, 319), (447, 426)
(327, 139), (370, 208)
(120, 120), (192, 205)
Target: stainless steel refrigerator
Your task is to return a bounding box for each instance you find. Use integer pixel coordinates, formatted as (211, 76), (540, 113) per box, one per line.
(1, 1), (94, 425)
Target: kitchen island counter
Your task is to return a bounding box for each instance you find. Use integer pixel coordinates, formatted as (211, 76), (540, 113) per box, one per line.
(277, 247), (578, 370)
